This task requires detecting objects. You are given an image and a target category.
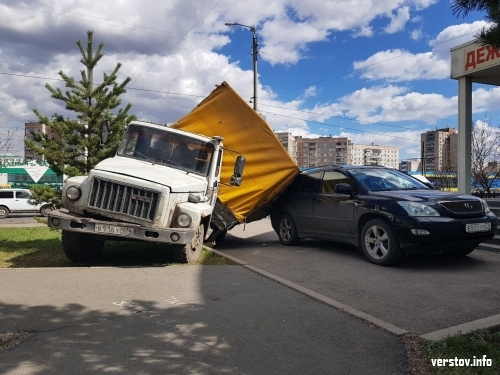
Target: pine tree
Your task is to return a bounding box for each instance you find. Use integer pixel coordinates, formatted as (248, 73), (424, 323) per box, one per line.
(27, 30), (136, 177)
(452, 1), (500, 48)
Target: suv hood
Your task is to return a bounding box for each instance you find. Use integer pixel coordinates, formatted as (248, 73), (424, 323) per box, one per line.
(369, 189), (472, 202)
(94, 157), (207, 193)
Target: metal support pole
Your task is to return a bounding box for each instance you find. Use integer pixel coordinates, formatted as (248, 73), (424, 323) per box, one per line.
(251, 29), (258, 111)
(225, 22), (258, 111)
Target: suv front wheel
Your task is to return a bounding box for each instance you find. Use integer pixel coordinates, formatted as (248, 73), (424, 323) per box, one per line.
(361, 219), (405, 266)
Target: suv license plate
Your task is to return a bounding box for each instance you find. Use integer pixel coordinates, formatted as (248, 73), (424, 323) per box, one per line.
(465, 222), (491, 233)
(95, 224), (134, 236)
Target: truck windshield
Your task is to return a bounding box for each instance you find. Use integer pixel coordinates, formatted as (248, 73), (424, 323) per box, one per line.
(117, 125), (215, 176)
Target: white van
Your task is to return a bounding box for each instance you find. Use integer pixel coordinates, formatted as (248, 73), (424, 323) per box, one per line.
(0, 189), (53, 218)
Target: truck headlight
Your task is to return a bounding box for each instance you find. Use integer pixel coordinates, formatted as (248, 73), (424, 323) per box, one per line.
(398, 201), (440, 216)
(66, 186), (82, 201)
(177, 213), (192, 227)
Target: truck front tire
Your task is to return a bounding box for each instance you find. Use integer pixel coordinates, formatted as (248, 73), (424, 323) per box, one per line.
(174, 224), (204, 264)
(62, 230), (105, 263)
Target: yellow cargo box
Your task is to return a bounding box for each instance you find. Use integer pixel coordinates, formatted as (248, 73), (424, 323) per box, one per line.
(172, 82), (299, 228)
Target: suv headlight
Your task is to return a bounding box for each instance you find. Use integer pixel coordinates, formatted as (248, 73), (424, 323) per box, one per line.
(480, 199), (491, 213)
(398, 201), (440, 216)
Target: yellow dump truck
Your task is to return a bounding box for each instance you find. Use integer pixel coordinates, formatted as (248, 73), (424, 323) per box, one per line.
(173, 81), (299, 242)
(47, 81), (297, 263)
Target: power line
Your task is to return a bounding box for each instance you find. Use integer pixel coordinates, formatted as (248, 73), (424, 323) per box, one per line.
(275, 29), (482, 95)
(260, 110), (421, 142)
(0, 0), (222, 47)
(0, 70), (457, 136)
(132, 0), (223, 83)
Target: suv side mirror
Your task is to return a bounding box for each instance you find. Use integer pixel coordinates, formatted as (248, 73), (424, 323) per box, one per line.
(335, 183), (352, 195)
(230, 155), (246, 186)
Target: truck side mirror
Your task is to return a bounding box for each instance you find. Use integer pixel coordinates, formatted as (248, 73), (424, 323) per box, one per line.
(230, 155), (246, 186)
(100, 121), (110, 147)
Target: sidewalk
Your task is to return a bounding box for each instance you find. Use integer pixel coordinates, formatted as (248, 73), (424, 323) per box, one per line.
(0, 267), (410, 374)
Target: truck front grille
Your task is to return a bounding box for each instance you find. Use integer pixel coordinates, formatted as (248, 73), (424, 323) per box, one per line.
(88, 178), (159, 221)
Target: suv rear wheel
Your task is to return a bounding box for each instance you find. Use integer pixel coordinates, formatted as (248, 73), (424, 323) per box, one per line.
(277, 213), (299, 246)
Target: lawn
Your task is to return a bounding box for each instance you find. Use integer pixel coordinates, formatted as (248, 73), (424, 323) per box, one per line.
(0, 227), (234, 267)
(423, 329), (500, 375)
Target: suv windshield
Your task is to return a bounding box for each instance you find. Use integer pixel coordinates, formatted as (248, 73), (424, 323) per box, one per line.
(117, 125), (214, 176)
(349, 168), (430, 191)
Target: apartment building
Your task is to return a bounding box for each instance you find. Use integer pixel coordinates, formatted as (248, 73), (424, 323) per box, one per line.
(24, 122), (54, 161)
(420, 128), (458, 173)
(350, 144), (399, 169)
(295, 136), (351, 168)
(274, 132), (399, 169)
(274, 132), (297, 161)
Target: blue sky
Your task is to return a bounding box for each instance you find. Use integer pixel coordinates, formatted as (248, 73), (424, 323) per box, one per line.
(0, 0), (495, 161)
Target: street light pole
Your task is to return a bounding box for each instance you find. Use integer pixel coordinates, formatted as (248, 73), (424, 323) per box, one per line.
(225, 22), (258, 111)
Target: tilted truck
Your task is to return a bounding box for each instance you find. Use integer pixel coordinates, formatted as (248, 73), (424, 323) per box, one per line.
(172, 81), (299, 243)
(47, 81), (298, 262)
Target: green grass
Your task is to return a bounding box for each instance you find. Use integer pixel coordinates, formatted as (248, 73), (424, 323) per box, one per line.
(423, 329), (500, 374)
(0, 227), (235, 268)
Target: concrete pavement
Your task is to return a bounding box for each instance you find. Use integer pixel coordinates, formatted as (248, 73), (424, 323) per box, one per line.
(0, 267), (409, 375)
(214, 218), (500, 341)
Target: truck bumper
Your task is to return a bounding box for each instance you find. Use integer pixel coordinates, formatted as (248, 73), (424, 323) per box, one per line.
(47, 209), (194, 244)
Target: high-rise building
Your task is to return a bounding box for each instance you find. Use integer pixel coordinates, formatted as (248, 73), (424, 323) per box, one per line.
(274, 132), (297, 161)
(24, 122), (54, 161)
(274, 132), (399, 169)
(350, 144), (399, 169)
(420, 128), (457, 173)
(295, 136), (351, 167)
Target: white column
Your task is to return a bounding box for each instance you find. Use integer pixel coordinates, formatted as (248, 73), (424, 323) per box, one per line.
(458, 76), (472, 194)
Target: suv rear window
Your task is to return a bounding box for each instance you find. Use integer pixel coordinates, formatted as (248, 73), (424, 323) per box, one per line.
(0, 191), (14, 198)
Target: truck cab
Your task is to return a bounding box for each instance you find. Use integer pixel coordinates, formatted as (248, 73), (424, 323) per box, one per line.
(48, 121), (244, 264)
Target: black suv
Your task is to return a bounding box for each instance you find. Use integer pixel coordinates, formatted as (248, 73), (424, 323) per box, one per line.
(270, 165), (497, 266)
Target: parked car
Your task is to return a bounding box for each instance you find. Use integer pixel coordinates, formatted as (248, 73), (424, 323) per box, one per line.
(0, 189), (53, 218)
(270, 165), (497, 266)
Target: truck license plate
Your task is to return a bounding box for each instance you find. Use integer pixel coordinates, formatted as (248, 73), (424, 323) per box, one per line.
(95, 224), (134, 236)
(465, 222), (491, 233)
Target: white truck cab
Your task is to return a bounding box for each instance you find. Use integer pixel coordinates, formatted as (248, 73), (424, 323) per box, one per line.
(48, 121), (244, 263)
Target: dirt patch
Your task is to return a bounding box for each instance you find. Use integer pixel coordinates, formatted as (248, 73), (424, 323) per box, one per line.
(404, 334), (433, 375)
(0, 332), (33, 352)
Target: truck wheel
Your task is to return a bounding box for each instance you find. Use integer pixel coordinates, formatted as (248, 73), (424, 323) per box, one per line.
(40, 205), (53, 217)
(62, 230), (105, 263)
(174, 224), (204, 264)
(0, 206), (9, 219)
(361, 219), (404, 266)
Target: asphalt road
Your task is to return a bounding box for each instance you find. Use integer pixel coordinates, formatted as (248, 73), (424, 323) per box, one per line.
(0, 214), (44, 226)
(216, 218), (500, 337)
(0, 267), (408, 375)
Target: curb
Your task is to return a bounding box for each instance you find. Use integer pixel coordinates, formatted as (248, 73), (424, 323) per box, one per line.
(210, 248), (500, 341)
(210, 248), (409, 337)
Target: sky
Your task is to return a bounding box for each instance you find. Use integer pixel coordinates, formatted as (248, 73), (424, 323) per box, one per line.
(0, 0), (496, 161)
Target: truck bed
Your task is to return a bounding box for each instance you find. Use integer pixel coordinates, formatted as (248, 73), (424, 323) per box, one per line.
(172, 82), (299, 234)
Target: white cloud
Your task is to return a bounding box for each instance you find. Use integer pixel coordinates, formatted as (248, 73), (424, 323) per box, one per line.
(353, 49), (449, 81)
(410, 28), (423, 41)
(384, 6), (410, 34)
